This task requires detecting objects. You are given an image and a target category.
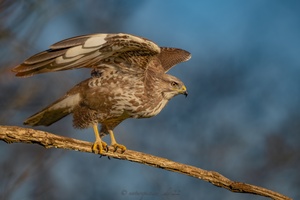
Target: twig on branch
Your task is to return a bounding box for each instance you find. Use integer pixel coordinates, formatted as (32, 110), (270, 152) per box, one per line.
(0, 125), (291, 200)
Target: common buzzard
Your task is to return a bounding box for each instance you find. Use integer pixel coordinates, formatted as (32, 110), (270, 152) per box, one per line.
(13, 33), (191, 153)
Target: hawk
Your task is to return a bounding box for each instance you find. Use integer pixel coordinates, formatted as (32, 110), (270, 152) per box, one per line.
(13, 33), (191, 153)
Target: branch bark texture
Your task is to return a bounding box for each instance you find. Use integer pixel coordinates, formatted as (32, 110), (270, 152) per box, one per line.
(0, 125), (291, 200)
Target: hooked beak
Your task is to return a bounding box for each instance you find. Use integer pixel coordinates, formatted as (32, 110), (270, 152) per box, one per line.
(180, 85), (188, 97)
(183, 90), (188, 97)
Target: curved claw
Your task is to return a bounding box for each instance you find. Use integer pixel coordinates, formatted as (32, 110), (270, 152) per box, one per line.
(92, 140), (108, 154)
(111, 143), (127, 153)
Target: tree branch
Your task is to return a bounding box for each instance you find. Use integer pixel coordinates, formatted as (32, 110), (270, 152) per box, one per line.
(0, 125), (291, 200)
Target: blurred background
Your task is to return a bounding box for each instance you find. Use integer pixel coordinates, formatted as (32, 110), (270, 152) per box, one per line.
(0, 0), (299, 199)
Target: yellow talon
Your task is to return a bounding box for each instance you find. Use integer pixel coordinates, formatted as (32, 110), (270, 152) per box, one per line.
(111, 143), (127, 152)
(92, 125), (108, 154)
(108, 129), (126, 153)
(92, 140), (108, 154)
(92, 125), (126, 153)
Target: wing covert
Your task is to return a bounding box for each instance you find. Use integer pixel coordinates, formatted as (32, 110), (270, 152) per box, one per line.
(158, 47), (191, 72)
(13, 33), (161, 77)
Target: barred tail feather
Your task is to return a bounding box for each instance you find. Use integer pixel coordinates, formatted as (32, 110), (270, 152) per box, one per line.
(24, 93), (81, 126)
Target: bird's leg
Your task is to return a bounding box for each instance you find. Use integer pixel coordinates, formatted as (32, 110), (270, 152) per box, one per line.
(92, 125), (108, 154)
(108, 130), (126, 152)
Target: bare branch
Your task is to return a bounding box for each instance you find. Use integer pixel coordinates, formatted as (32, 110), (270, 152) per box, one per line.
(0, 125), (291, 200)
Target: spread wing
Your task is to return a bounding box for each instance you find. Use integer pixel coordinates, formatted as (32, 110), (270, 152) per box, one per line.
(12, 33), (161, 77)
(12, 33), (191, 77)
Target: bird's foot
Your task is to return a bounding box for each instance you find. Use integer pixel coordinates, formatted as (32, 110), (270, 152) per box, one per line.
(111, 143), (127, 153)
(92, 140), (108, 154)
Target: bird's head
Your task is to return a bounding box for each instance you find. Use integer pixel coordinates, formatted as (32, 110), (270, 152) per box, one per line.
(160, 74), (188, 100)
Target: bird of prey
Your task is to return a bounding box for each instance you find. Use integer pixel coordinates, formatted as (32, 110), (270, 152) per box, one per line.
(13, 33), (191, 153)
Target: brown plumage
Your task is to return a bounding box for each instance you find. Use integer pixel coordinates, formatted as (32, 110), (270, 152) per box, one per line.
(13, 33), (191, 153)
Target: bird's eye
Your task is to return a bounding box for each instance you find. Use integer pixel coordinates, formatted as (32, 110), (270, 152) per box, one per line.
(171, 81), (178, 87)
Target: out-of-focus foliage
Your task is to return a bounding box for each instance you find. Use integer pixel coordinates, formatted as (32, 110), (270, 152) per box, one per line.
(1, 1), (299, 200)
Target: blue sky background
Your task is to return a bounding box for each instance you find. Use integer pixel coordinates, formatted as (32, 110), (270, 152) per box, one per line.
(0, 0), (299, 199)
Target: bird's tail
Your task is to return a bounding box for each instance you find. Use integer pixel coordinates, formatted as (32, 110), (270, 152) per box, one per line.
(24, 93), (81, 126)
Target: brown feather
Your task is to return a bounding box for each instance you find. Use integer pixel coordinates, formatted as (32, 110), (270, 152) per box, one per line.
(159, 47), (191, 72)
(12, 33), (162, 77)
(24, 93), (81, 126)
